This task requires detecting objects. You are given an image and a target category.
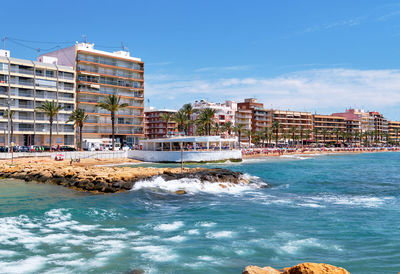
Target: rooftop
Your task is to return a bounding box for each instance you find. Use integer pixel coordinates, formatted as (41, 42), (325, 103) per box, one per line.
(76, 43), (142, 62)
(140, 136), (236, 143)
(0, 56), (74, 71)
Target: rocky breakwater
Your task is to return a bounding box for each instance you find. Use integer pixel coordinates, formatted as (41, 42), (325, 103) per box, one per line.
(243, 262), (350, 274)
(0, 161), (250, 193)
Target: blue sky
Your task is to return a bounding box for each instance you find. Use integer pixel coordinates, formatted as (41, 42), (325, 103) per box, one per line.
(3, 0), (400, 119)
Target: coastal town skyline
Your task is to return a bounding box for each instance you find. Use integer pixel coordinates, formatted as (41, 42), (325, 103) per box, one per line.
(3, 1), (400, 119)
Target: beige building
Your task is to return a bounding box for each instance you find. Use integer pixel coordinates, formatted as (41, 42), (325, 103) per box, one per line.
(272, 110), (312, 141)
(312, 114), (346, 143)
(388, 121), (400, 143)
(40, 42), (144, 146)
(0, 50), (75, 146)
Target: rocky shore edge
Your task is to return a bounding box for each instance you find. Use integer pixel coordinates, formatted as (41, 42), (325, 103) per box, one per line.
(0, 162), (252, 193)
(243, 262), (350, 274)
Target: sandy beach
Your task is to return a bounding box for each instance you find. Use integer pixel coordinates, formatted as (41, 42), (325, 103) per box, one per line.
(241, 147), (400, 159)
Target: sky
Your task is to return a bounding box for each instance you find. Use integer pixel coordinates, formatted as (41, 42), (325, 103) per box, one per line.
(3, 0), (400, 119)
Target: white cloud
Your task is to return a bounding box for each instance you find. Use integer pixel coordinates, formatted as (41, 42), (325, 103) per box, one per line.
(145, 68), (400, 119)
(194, 65), (252, 72)
(298, 17), (365, 35)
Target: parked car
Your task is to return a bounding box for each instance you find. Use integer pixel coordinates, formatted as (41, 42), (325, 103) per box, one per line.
(60, 146), (75, 151)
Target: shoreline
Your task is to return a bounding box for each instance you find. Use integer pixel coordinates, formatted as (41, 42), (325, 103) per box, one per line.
(242, 147), (399, 159)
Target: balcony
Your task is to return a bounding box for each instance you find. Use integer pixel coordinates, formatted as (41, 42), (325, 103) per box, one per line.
(10, 68), (34, 75)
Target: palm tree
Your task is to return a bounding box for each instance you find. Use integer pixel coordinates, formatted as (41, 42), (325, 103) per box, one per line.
(299, 126), (304, 147)
(196, 108), (217, 135)
(173, 110), (189, 134)
(313, 127), (319, 146)
(253, 132), (262, 146)
(304, 129), (311, 147)
(362, 131), (369, 146)
(234, 124), (244, 148)
(181, 103), (194, 135)
(333, 128), (341, 145)
(222, 121), (233, 136)
(36, 100), (63, 151)
(213, 122), (221, 136)
(261, 127), (269, 147)
(289, 127), (297, 147)
(3, 110), (15, 147)
(160, 112), (174, 137)
(353, 130), (360, 147)
(244, 129), (253, 146)
(67, 109), (88, 151)
(340, 131), (347, 146)
(323, 129), (331, 145)
(96, 94), (128, 151)
(271, 121), (280, 147)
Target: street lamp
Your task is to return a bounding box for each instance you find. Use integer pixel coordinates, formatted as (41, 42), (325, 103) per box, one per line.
(7, 98), (14, 151)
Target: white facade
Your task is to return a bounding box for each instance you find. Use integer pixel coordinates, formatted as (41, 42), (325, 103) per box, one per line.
(0, 52), (75, 146)
(193, 99), (237, 125)
(128, 149), (242, 163)
(130, 136), (241, 162)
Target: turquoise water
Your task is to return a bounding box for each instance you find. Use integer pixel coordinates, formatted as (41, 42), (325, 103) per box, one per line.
(1, 153), (400, 273)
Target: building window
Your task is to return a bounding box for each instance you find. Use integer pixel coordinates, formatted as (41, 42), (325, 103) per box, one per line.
(46, 70), (55, 78)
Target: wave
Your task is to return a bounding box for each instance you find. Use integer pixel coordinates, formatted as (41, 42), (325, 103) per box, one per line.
(131, 174), (267, 194)
(154, 221), (184, 232)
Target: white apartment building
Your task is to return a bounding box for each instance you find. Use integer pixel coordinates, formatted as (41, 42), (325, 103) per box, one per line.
(0, 50), (75, 146)
(193, 99), (237, 125)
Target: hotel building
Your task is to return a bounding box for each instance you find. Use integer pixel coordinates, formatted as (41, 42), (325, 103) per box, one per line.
(145, 108), (177, 139)
(40, 43), (144, 146)
(236, 99), (313, 143)
(272, 110), (313, 141)
(333, 109), (388, 143)
(388, 121), (400, 143)
(0, 49), (75, 146)
(193, 99), (237, 125)
(236, 98), (262, 142)
(312, 114), (346, 143)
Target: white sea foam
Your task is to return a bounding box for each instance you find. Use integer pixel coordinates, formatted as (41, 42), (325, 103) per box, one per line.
(48, 253), (80, 260)
(0, 255), (47, 273)
(298, 203), (326, 208)
(132, 175), (265, 194)
(197, 255), (214, 261)
(234, 248), (256, 256)
(47, 220), (78, 229)
(187, 229), (200, 235)
(70, 224), (99, 232)
(164, 235), (186, 242)
(154, 221), (184, 231)
(280, 238), (322, 254)
(311, 195), (392, 208)
(206, 231), (234, 239)
(196, 221), (216, 227)
(132, 245), (178, 262)
(0, 250), (18, 257)
(101, 227), (127, 232)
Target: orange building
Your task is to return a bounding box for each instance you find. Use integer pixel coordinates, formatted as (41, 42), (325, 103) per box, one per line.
(40, 43), (144, 146)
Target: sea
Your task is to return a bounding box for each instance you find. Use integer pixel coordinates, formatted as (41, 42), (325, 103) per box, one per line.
(0, 152), (399, 273)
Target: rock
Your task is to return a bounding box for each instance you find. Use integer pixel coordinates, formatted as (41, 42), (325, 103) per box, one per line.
(242, 263), (350, 274)
(284, 263), (349, 274)
(0, 162), (248, 194)
(243, 266), (281, 274)
(175, 190), (186, 195)
(128, 269), (144, 274)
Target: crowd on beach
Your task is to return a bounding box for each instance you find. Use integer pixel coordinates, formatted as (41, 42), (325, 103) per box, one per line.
(241, 146), (400, 157)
